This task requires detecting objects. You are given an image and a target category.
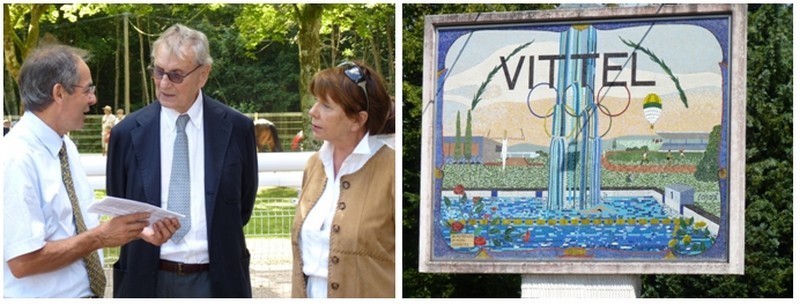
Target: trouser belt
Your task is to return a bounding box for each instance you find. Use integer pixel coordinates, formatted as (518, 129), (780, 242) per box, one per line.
(159, 259), (209, 275)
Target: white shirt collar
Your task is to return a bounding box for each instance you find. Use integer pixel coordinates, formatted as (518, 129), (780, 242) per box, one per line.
(162, 90), (204, 131)
(318, 131), (383, 160)
(20, 111), (64, 159)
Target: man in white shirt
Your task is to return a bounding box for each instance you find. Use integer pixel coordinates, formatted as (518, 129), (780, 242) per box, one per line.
(3, 44), (179, 298)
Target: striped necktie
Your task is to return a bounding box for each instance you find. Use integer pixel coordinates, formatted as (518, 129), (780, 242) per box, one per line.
(168, 114), (191, 242)
(59, 143), (106, 297)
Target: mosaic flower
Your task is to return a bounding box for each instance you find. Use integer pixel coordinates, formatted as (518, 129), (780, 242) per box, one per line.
(450, 221), (464, 232)
(474, 236), (487, 246)
(453, 184), (465, 195)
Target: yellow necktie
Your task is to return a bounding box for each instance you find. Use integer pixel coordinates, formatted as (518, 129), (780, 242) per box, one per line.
(59, 143), (106, 297)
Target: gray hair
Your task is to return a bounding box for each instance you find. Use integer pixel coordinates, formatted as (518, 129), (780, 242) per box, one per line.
(151, 24), (213, 66)
(18, 44), (90, 112)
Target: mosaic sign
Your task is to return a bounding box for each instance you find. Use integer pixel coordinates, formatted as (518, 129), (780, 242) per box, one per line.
(419, 4), (745, 274)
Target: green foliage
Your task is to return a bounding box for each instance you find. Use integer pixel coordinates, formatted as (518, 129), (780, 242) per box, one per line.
(642, 4), (793, 298)
(620, 37), (688, 108)
(464, 110), (473, 161)
(471, 39), (534, 110)
(454, 111), (462, 161)
(5, 4), (300, 114)
(4, 4), (391, 117)
(694, 125), (722, 182)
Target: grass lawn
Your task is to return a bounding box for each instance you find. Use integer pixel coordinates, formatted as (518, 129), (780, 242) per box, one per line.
(442, 151), (722, 217)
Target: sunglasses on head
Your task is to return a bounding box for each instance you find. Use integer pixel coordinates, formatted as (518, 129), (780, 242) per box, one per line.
(337, 61), (369, 113)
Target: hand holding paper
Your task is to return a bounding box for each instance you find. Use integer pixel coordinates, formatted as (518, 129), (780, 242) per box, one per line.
(89, 196), (185, 226)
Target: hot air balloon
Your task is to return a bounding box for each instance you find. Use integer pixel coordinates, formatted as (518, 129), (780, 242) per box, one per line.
(642, 93), (662, 129)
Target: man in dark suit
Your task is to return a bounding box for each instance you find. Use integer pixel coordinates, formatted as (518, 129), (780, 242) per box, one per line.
(106, 24), (258, 298)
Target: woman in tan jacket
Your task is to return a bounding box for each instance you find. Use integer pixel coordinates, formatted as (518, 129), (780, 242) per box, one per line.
(291, 61), (395, 298)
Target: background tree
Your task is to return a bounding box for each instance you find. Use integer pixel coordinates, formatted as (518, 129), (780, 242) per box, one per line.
(3, 4), (50, 84)
(3, 3), (392, 120)
(464, 109), (473, 163)
(694, 125), (722, 182)
(641, 4), (793, 298)
(402, 3), (792, 298)
(454, 111), (462, 162)
(235, 3), (395, 149)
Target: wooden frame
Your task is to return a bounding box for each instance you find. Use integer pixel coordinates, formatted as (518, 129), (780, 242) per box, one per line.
(419, 4), (746, 274)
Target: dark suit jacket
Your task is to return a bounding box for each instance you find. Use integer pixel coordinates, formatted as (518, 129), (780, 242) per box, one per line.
(106, 94), (258, 297)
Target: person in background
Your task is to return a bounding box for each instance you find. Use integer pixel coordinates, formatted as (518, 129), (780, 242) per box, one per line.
(3, 44), (178, 298)
(291, 60), (395, 298)
(115, 108), (126, 125)
(3, 119), (10, 135)
(101, 105), (115, 155)
(106, 23), (258, 298)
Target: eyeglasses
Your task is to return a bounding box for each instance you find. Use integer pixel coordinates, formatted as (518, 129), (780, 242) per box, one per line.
(71, 83), (96, 95)
(337, 61), (369, 112)
(148, 64), (203, 84)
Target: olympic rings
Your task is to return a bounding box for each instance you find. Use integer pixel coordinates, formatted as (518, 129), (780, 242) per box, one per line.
(588, 103), (614, 139)
(562, 82), (586, 118)
(530, 82), (627, 140)
(543, 104), (577, 139)
(595, 85), (631, 117)
(526, 82), (558, 119)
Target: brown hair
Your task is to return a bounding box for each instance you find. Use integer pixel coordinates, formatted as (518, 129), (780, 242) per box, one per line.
(309, 61), (393, 135)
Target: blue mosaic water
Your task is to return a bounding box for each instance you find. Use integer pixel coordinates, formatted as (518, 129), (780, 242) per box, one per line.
(441, 196), (713, 256)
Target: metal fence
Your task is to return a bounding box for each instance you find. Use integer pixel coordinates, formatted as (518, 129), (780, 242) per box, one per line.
(245, 208), (294, 264)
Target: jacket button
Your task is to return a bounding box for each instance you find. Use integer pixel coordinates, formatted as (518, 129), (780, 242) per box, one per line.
(337, 201), (346, 210)
(331, 256), (339, 264)
(332, 224), (340, 233)
(341, 181), (350, 189)
(330, 282), (340, 290)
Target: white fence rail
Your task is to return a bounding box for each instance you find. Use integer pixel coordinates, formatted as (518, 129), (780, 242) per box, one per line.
(82, 152), (313, 190)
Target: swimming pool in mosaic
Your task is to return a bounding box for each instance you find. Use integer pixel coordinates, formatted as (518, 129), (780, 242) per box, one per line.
(438, 195), (715, 260)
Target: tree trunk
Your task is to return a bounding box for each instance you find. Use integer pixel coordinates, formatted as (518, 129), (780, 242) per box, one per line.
(385, 17), (394, 86)
(4, 4), (49, 113)
(4, 68), (19, 116)
(369, 25), (381, 77)
(295, 4), (323, 149)
(137, 16), (149, 105)
(114, 15), (120, 111)
(330, 24), (339, 67)
(123, 12), (130, 113)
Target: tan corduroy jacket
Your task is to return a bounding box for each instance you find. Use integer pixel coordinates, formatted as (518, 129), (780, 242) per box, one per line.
(291, 145), (395, 298)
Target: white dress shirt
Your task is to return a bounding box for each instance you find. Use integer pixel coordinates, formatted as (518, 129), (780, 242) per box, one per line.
(3, 112), (102, 297)
(158, 92), (209, 263)
(300, 132), (386, 298)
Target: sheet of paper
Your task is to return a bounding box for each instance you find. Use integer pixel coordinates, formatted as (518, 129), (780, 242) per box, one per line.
(89, 196), (184, 225)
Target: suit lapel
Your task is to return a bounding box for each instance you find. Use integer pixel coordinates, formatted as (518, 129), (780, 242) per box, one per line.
(202, 95), (232, 230)
(130, 103), (163, 207)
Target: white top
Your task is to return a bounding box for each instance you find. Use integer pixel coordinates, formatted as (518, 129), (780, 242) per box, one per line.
(300, 132), (388, 298)
(102, 113), (115, 132)
(3, 112), (102, 298)
(158, 92), (209, 263)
